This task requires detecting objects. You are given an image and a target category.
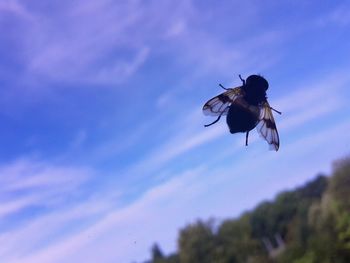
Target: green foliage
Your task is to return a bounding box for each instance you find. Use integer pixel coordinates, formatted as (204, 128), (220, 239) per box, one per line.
(217, 214), (265, 263)
(144, 244), (179, 263)
(151, 243), (165, 263)
(292, 251), (316, 263)
(178, 220), (217, 263)
(142, 157), (350, 263)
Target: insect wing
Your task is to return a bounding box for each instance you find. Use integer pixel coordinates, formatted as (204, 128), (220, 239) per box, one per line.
(202, 87), (242, 116)
(256, 102), (280, 151)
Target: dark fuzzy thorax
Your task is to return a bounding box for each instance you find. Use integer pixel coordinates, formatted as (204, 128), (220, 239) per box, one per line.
(242, 75), (268, 106)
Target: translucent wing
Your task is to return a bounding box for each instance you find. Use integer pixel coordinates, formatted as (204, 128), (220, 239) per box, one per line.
(202, 87), (243, 116)
(256, 102), (280, 151)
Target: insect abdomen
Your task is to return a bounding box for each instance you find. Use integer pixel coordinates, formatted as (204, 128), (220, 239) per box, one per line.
(226, 105), (259, 134)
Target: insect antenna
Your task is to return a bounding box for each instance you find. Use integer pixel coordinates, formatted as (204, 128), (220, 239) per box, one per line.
(239, 74), (246, 86)
(269, 107), (282, 115)
(219, 84), (229, 90)
(204, 115), (222, 127)
(245, 131), (249, 146)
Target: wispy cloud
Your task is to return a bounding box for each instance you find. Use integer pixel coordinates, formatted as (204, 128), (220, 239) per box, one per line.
(25, 1), (147, 84)
(1, 166), (205, 263)
(5, 0), (195, 85)
(0, 159), (92, 220)
(1, 1), (350, 263)
(94, 46), (150, 84)
(0, 0), (33, 19)
(0, 197), (115, 262)
(108, 67), (349, 190)
(3, 116), (349, 263)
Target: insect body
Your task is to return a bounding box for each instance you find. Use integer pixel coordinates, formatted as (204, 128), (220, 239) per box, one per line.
(203, 75), (281, 151)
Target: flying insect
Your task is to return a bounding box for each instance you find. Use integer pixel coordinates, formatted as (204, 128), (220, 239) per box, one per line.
(203, 74), (281, 151)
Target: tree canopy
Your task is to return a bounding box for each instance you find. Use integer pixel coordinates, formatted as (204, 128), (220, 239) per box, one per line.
(142, 157), (350, 263)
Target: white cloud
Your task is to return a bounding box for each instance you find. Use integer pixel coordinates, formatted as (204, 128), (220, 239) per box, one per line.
(3, 117), (350, 263)
(0, 197), (115, 261)
(94, 46), (150, 84)
(165, 19), (187, 38)
(0, 195), (38, 218)
(0, 159), (90, 192)
(1, 2), (350, 263)
(110, 68), (349, 187)
(0, 159), (92, 219)
(2, 166), (205, 263)
(169, 70), (348, 156)
(5, 0), (284, 87)
(0, 0), (33, 19)
(272, 72), (349, 112)
(7, 0), (194, 85)
(278, 97), (341, 131)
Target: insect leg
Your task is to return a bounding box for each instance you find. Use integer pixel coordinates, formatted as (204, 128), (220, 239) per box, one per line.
(239, 74), (246, 86)
(269, 106), (282, 115)
(219, 84), (229, 90)
(245, 131), (249, 146)
(204, 106), (229, 127)
(204, 115), (222, 127)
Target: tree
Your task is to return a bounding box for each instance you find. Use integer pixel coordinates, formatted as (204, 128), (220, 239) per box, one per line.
(151, 243), (164, 261)
(178, 220), (217, 263)
(140, 156), (350, 263)
(217, 213), (268, 263)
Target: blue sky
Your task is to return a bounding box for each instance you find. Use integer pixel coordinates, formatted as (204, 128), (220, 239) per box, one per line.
(1, 0), (350, 262)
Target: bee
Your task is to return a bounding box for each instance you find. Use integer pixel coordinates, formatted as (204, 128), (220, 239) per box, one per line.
(203, 75), (281, 151)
